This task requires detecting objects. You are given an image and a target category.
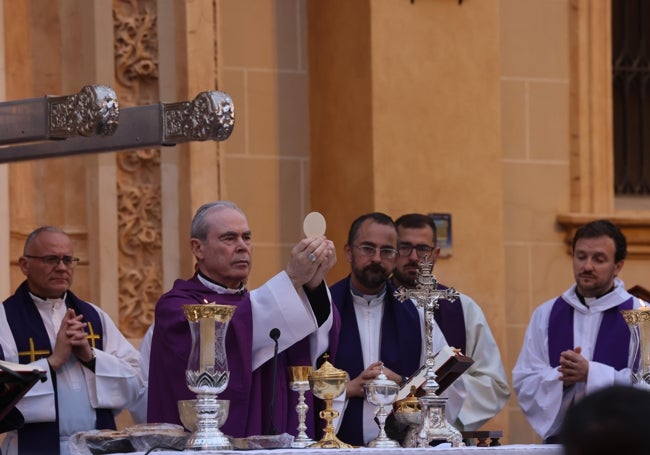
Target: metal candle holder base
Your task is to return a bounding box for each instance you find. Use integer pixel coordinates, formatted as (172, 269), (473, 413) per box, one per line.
(185, 392), (232, 451)
(415, 389), (462, 447)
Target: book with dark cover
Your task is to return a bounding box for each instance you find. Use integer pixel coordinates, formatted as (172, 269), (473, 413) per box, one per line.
(0, 359), (47, 431)
(396, 347), (474, 400)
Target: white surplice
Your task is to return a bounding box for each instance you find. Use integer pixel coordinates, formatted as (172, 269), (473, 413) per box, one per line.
(0, 293), (144, 455)
(245, 272), (334, 371)
(512, 278), (639, 440)
(437, 292), (511, 431)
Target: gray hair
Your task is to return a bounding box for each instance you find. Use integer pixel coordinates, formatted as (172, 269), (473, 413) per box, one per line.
(190, 201), (244, 241)
(23, 226), (68, 254)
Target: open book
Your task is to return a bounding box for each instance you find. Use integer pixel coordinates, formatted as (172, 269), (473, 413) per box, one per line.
(0, 359), (47, 423)
(396, 345), (474, 401)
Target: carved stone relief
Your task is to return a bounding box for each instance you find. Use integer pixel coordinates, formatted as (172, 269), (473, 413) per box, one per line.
(114, 0), (161, 337)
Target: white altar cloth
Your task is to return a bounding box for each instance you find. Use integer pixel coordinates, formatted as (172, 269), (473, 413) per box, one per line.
(113, 445), (562, 455)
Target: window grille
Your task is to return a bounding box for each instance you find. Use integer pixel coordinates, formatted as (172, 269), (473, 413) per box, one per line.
(612, 0), (650, 195)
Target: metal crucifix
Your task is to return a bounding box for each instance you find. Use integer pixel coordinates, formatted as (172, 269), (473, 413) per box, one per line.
(393, 256), (463, 447)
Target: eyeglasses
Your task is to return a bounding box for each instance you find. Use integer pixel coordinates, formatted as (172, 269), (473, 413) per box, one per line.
(24, 255), (80, 268)
(397, 243), (435, 258)
(354, 244), (398, 259)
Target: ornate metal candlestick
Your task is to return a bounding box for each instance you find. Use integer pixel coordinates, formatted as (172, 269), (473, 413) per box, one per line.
(364, 364), (400, 447)
(289, 366), (315, 448)
(394, 257), (463, 447)
(622, 304), (650, 389)
(183, 303), (236, 451)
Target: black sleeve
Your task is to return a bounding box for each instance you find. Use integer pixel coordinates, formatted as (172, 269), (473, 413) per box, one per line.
(303, 281), (331, 327)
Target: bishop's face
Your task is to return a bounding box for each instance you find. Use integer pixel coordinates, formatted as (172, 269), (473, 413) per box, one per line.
(572, 235), (623, 298)
(192, 207), (253, 289)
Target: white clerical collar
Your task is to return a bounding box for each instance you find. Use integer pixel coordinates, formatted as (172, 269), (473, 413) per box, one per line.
(29, 292), (67, 310)
(350, 283), (386, 304)
(565, 278), (628, 312)
(583, 296), (597, 307)
(197, 273), (245, 295)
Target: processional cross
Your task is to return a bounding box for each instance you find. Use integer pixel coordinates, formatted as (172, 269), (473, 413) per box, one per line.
(393, 256), (464, 447)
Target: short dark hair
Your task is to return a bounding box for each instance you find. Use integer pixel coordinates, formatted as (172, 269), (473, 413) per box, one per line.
(347, 212), (395, 246)
(561, 385), (650, 455)
(394, 213), (437, 245)
(572, 219), (627, 263)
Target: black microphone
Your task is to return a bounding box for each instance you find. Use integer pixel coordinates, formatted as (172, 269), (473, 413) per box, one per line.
(267, 328), (281, 435)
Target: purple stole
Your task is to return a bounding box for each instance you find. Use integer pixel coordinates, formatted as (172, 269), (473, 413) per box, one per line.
(2, 281), (114, 455)
(330, 277), (421, 446)
(433, 284), (467, 354)
(548, 296), (633, 370)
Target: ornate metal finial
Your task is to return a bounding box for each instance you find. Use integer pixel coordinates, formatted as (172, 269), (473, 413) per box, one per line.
(394, 256), (459, 310)
(47, 85), (120, 138)
(162, 91), (235, 144)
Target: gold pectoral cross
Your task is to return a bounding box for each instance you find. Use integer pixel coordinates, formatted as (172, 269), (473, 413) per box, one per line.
(18, 337), (51, 362)
(86, 321), (100, 348)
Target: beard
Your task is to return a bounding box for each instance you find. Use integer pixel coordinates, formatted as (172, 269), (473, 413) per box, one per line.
(392, 260), (420, 288)
(352, 262), (390, 290)
(392, 263), (418, 287)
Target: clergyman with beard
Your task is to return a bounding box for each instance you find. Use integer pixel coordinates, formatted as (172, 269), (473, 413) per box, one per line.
(328, 212), (423, 447)
(391, 213), (509, 433)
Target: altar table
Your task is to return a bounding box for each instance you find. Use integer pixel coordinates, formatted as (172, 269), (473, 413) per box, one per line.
(114, 445), (562, 455)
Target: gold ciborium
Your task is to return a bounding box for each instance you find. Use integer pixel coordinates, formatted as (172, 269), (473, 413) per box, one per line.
(289, 366), (314, 448)
(393, 386), (423, 448)
(308, 356), (351, 449)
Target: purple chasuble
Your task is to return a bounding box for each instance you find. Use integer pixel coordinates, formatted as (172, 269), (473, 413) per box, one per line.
(329, 277), (421, 447)
(433, 283), (467, 355)
(548, 296), (633, 370)
(148, 275), (339, 439)
(2, 281), (114, 455)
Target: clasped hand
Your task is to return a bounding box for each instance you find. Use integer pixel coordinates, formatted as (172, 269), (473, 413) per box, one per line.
(48, 308), (93, 371)
(558, 346), (588, 386)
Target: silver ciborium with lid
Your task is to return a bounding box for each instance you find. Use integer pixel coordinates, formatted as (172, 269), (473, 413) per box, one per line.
(363, 364), (400, 447)
(183, 303), (236, 451)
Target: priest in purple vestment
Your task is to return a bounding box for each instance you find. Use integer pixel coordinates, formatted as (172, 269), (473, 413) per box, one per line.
(147, 201), (340, 440)
(329, 212), (422, 446)
(513, 219), (642, 443)
(392, 213), (510, 432)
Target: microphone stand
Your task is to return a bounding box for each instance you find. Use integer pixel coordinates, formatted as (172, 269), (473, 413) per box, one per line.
(267, 328), (281, 435)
